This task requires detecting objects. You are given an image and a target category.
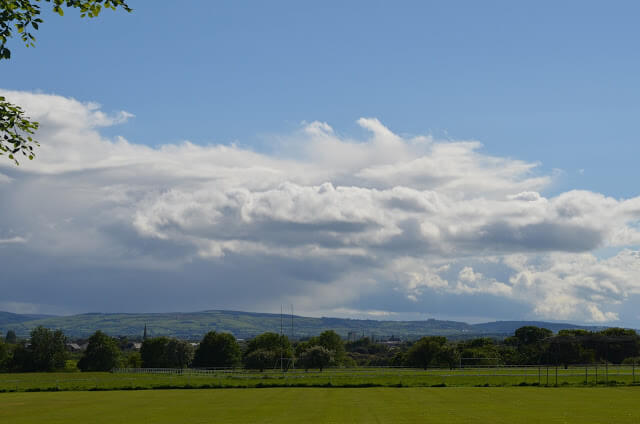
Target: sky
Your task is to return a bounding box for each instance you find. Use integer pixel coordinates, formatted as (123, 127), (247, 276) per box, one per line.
(1, 1), (640, 326)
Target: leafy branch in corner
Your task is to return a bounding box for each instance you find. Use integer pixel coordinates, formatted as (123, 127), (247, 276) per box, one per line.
(0, 0), (132, 164)
(0, 96), (38, 164)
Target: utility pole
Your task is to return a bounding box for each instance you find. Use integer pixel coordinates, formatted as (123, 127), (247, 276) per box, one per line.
(280, 305), (284, 373)
(290, 305), (294, 369)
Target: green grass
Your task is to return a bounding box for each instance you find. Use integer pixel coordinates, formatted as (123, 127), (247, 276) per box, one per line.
(1, 365), (638, 392)
(1, 387), (640, 423)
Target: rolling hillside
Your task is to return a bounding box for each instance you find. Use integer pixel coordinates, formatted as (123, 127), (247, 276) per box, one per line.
(0, 310), (606, 340)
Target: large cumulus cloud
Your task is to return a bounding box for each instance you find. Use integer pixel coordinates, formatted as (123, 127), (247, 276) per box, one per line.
(2, 89), (640, 324)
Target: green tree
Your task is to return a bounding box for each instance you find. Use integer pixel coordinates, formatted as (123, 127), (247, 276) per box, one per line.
(298, 345), (332, 371)
(506, 326), (552, 364)
(165, 339), (194, 368)
(305, 330), (346, 366)
(513, 326), (553, 345)
(243, 348), (277, 372)
(193, 332), (240, 368)
(0, 338), (10, 371)
(140, 337), (196, 368)
(140, 337), (170, 368)
(406, 336), (447, 369)
(316, 330), (346, 363)
(77, 330), (120, 371)
(597, 328), (640, 363)
(0, 0), (132, 164)
(5, 329), (17, 344)
(122, 351), (142, 368)
(243, 332), (293, 370)
(22, 325), (67, 371)
(344, 337), (389, 366)
(8, 342), (32, 371)
(436, 343), (461, 369)
(459, 337), (501, 366)
(294, 340), (310, 358)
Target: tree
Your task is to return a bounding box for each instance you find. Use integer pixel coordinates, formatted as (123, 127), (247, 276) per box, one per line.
(0, 338), (9, 371)
(304, 330), (346, 366)
(17, 325), (67, 371)
(506, 326), (553, 364)
(0, 0), (132, 164)
(29, 325), (67, 371)
(298, 345), (332, 372)
(436, 344), (461, 369)
(193, 332), (240, 368)
(77, 330), (120, 371)
(406, 336), (447, 369)
(315, 330), (346, 364)
(140, 337), (196, 368)
(140, 336), (170, 368)
(243, 348), (277, 372)
(243, 332), (293, 370)
(597, 328), (640, 363)
(5, 329), (17, 344)
(513, 326), (553, 346)
(123, 351), (142, 368)
(9, 342), (32, 371)
(458, 337), (501, 366)
(165, 339), (194, 368)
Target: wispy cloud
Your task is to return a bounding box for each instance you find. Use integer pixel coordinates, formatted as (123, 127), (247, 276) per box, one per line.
(0, 236), (26, 244)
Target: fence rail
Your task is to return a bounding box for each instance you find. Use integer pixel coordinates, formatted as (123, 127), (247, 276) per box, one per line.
(1, 364), (637, 392)
(112, 364), (638, 384)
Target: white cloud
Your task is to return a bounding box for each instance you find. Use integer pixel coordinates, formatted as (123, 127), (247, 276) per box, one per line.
(0, 173), (12, 184)
(1, 89), (640, 323)
(503, 250), (640, 322)
(0, 236), (26, 244)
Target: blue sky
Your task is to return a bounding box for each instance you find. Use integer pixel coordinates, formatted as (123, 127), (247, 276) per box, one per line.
(2, 1), (640, 325)
(4, 0), (640, 196)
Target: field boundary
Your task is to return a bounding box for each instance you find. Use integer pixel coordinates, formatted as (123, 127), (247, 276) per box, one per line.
(2, 364), (640, 393)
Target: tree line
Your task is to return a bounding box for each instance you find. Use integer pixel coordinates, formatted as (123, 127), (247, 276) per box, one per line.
(353, 326), (640, 369)
(1, 325), (639, 373)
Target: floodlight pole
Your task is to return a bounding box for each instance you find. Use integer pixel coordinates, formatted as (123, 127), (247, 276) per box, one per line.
(280, 305), (284, 373)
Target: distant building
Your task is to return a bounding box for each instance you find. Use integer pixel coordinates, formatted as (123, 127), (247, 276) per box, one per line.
(66, 343), (83, 352)
(123, 341), (142, 350)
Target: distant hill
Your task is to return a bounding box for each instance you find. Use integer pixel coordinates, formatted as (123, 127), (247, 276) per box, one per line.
(0, 311), (54, 325)
(470, 321), (604, 335)
(0, 309), (609, 340)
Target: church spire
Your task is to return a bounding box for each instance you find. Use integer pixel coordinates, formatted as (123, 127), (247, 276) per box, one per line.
(143, 323), (148, 340)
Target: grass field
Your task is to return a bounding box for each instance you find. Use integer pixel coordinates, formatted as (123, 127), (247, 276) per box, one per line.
(1, 365), (638, 392)
(1, 387), (639, 423)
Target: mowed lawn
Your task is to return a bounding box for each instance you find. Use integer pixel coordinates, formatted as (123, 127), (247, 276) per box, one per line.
(1, 387), (639, 424)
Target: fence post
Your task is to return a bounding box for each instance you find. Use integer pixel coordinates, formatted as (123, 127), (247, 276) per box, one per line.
(633, 361), (635, 383)
(595, 365), (598, 385)
(585, 366), (588, 385)
(555, 366), (558, 386)
(606, 362), (608, 384)
(546, 366), (549, 386)
(538, 366), (541, 385)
